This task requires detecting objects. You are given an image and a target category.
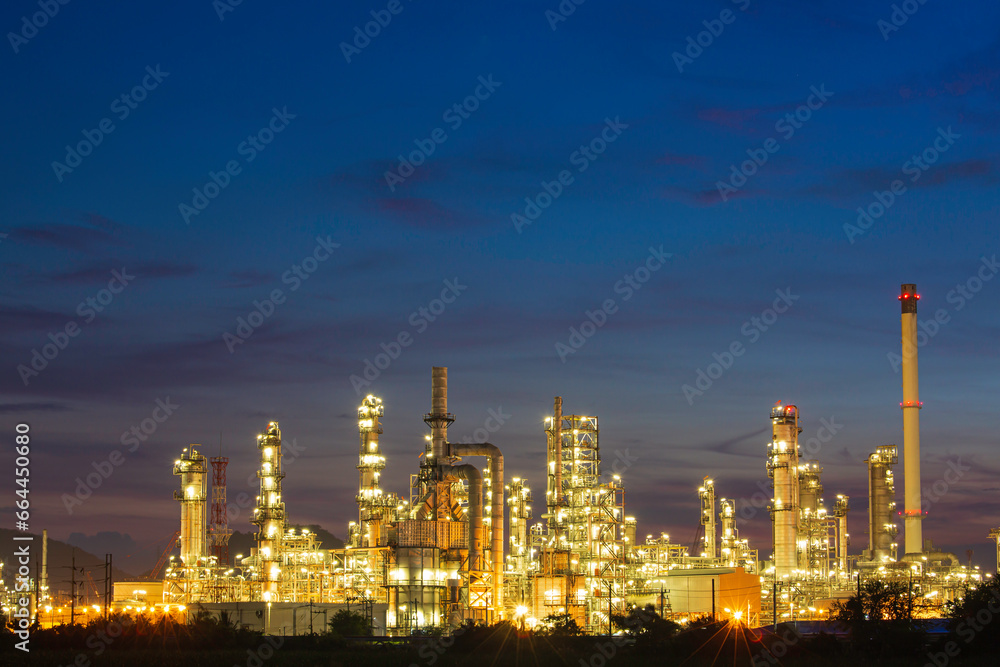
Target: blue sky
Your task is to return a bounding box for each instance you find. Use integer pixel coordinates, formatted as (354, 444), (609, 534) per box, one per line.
(2, 0), (999, 571)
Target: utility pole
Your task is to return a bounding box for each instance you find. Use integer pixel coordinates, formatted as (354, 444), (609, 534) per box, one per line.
(70, 551), (76, 625)
(711, 578), (716, 621)
(772, 580), (777, 627)
(104, 554), (113, 619)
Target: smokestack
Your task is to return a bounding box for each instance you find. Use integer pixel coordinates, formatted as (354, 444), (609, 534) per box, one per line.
(424, 367), (454, 462)
(900, 283), (924, 556)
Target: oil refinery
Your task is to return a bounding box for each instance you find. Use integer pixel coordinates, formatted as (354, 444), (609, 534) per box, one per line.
(8, 283), (993, 634)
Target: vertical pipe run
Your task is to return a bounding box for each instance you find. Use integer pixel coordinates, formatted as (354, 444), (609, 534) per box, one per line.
(553, 396), (563, 521)
(41, 529), (48, 603)
(900, 284), (923, 555)
(453, 464), (483, 574)
(452, 443), (505, 616)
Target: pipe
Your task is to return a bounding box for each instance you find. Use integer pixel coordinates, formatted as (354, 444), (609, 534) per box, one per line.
(41, 529), (48, 603)
(452, 464), (483, 578)
(451, 443), (504, 615)
(900, 283), (924, 555)
(553, 397), (562, 521)
(902, 551), (960, 567)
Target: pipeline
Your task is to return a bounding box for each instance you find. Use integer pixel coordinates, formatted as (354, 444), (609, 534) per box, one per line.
(451, 443), (504, 614)
(902, 550), (961, 567)
(452, 464), (484, 577)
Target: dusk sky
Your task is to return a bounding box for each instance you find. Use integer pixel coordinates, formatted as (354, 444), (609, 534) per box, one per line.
(2, 0), (999, 572)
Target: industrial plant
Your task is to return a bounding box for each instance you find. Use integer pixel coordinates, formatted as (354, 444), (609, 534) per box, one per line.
(6, 284), (993, 634)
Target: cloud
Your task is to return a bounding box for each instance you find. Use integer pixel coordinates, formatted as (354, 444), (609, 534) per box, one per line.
(659, 184), (760, 206)
(0, 305), (75, 335)
(45, 261), (198, 285)
(656, 151), (708, 168)
(377, 197), (489, 231)
(222, 269), (275, 289)
(803, 158), (997, 201)
(9, 212), (125, 251)
(0, 401), (72, 414)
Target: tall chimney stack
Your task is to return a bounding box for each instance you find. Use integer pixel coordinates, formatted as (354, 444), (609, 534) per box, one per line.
(900, 283), (923, 556)
(424, 366), (454, 462)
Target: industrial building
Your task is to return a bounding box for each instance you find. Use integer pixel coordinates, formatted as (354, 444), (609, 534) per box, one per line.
(138, 282), (985, 633)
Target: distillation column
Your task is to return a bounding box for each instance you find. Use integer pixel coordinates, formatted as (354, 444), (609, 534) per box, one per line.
(798, 462), (824, 572)
(834, 495), (849, 572)
(866, 445), (898, 562)
(719, 499), (736, 567)
(252, 422), (285, 601)
(173, 446), (208, 566)
(899, 284), (924, 556)
(546, 396), (564, 540)
(768, 405), (801, 578)
(699, 478), (716, 558)
(357, 395), (389, 547)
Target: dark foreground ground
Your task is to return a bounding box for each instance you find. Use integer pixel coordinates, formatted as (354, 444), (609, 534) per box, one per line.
(3, 628), (998, 667)
(5, 647), (996, 667)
